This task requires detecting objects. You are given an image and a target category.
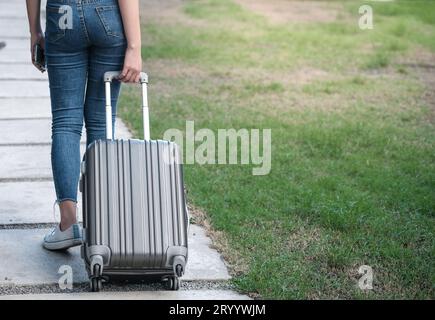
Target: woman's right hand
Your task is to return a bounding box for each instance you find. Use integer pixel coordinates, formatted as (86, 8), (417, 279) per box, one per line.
(30, 31), (45, 72)
(119, 46), (142, 83)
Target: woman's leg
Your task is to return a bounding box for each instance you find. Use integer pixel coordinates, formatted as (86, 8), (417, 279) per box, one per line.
(84, 47), (123, 146)
(46, 47), (88, 231)
(45, 0), (90, 232)
(83, 1), (127, 145)
(41, 1), (88, 250)
(84, 47), (126, 147)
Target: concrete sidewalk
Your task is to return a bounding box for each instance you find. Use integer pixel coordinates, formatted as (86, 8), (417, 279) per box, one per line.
(0, 0), (247, 300)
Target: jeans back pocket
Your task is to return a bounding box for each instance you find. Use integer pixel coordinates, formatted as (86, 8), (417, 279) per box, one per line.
(96, 5), (125, 39)
(45, 5), (67, 43)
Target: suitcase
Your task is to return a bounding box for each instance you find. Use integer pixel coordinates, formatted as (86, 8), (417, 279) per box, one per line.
(79, 71), (189, 292)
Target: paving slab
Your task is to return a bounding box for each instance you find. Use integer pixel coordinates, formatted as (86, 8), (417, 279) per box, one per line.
(0, 181), (82, 225)
(183, 225), (231, 281)
(0, 225), (231, 286)
(0, 98), (51, 118)
(0, 119), (53, 144)
(0, 48), (34, 64)
(0, 228), (87, 286)
(0, 1), (36, 20)
(0, 290), (250, 300)
(0, 145), (85, 180)
(0, 17), (32, 39)
(0, 65), (48, 81)
(0, 80), (50, 98)
(0, 7), (28, 20)
(0, 118), (132, 145)
(0, 1), (46, 26)
(0, 39), (31, 50)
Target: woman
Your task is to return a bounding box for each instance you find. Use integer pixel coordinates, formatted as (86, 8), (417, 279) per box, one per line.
(26, 0), (142, 250)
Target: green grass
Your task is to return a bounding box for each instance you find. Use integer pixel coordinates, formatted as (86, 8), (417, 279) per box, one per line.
(119, 0), (435, 299)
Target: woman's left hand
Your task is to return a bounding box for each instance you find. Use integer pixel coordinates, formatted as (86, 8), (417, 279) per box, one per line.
(30, 31), (45, 72)
(119, 46), (142, 83)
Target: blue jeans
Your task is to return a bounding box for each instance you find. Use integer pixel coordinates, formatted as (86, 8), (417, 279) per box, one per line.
(45, 0), (126, 203)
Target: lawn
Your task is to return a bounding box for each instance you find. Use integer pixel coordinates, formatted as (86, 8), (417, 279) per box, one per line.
(119, 0), (435, 299)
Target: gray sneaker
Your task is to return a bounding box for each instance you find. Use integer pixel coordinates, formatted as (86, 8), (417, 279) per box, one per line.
(43, 223), (82, 251)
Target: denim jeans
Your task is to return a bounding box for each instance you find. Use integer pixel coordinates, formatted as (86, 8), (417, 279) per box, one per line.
(45, 0), (127, 203)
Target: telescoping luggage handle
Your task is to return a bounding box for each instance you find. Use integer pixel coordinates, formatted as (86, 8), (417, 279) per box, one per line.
(104, 71), (149, 141)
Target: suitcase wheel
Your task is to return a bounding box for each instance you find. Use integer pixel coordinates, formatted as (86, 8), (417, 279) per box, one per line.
(90, 277), (103, 292)
(176, 264), (184, 277)
(165, 276), (180, 291)
(90, 263), (103, 292)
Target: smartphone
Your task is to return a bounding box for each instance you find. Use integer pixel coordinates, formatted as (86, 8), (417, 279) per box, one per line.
(33, 43), (46, 72)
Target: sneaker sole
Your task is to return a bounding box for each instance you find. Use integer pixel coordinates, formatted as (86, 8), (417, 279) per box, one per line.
(43, 239), (82, 251)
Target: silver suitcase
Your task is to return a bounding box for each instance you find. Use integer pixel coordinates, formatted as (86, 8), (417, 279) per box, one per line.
(80, 71), (188, 292)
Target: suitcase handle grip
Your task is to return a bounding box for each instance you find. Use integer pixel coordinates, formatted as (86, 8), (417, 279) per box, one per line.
(104, 71), (148, 84)
(103, 71), (150, 141)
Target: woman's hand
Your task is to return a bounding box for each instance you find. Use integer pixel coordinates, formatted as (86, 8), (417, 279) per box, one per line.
(30, 31), (45, 72)
(119, 46), (142, 83)
(118, 0), (142, 83)
(26, 0), (44, 72)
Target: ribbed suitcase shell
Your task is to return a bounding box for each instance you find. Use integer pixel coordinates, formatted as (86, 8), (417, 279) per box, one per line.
(81, 138), (188, 276)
